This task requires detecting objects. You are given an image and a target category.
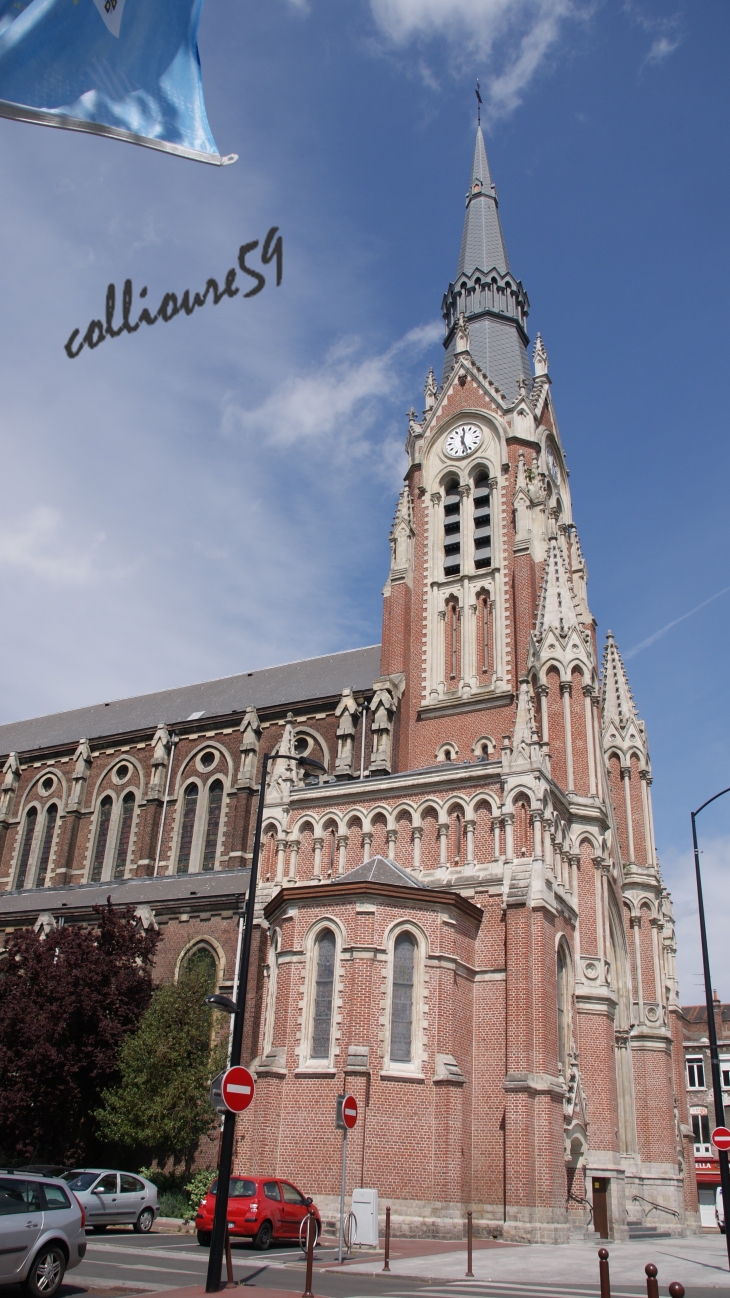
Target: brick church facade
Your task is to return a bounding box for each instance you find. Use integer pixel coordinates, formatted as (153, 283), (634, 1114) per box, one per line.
(0, 127), (697, 1241)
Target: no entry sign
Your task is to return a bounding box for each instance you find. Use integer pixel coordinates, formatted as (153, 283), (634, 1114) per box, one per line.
(713, 1127), (730, 1151)
(221, 1065), (255, 1114)
(342, 1095), (358, 1129)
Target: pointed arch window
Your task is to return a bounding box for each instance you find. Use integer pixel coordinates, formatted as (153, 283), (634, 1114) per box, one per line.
(15, 807), (37, 889)
(201, 779), (223, 873)
(443, 480), (461, 577)
(35, 804), (58, 887)
(473, 473), (491, 570)
(91, 796), (113, 883)
(113, 792), (135, 880)
(557, 943), (571, 1075)
(310, 929), (336, 1060)
(390, 932), (416, 1062)
(176, 783), (199, 875)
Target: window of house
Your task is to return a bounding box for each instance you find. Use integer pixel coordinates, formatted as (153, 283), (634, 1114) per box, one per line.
(35, 803), (57, 887)
(390, 932), (416, 1063)
(177, 783), (199, 874)
(113, 792), (135, 880)
(687, 1056), (706, 1089)
(310, 929), (336, 1060)
(692, 1113), (711, 1145)
(91, 797), (113, 884)
(15, 806), (37, 889)
(443, 481), (461, 577)
(721, 1058), (730, 1090)
(201, 779), (223, 873)
(473, 473), (491, 570)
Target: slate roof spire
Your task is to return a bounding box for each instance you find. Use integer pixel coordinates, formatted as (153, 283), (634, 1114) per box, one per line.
(601, 631), (638, 730)
(442, 126), (532, 401)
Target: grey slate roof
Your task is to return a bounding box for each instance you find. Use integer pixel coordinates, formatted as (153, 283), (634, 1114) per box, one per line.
(330, 855), (425, 889)
(0, 866), (251, 919)
(456, 127), (509, 279)
(0, 645), (382, 758)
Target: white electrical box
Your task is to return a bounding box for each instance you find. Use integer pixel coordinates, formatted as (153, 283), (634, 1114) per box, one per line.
(350, 1188), (379, 1246)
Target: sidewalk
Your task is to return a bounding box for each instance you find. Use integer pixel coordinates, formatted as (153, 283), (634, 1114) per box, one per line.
(342, 1233), (730, 1290)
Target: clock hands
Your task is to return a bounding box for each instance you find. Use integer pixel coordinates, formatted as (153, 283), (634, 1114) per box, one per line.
(460, 431), (468, 453)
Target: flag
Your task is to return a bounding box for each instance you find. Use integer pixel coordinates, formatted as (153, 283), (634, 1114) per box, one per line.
(0, 0), (235, 165)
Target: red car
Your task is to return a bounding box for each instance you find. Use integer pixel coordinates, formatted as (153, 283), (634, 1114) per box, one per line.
(195, 1175), (321, 1251)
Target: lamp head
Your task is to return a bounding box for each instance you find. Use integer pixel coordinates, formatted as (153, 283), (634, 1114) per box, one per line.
(205, 993), (238, 1014)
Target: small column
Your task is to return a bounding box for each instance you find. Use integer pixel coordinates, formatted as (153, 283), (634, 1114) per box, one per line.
(646, 775), (658, 867)
(537, 684), (549, 743)
(561, 681), (575, 792)
(275, 837), (287, 884)
(493, 815), (501, 861)
(591, 696), (607, 800)
(531, 810), (543, 862)
(594, 858), (605, 965)
(650, 918), (663, 1005)
(337, 834), (348, 875)
(412, 825), (422, 871)
(503, 812), (514, 864)
(362, 830), (373, 862)
(622, 766), (635, 863)
(631, 915), (644, 1019)
(288, 839), (299, 881)
(313, 836), (324, 880)
(601, 865), (611, 972)
(583, 686), (597, 795)
(640, 772), (655, 867)
(464, 818), (476, 867)
(387, 828), (398, 861)
(570, 855), (581, 964)
(438, 824), (449, 866)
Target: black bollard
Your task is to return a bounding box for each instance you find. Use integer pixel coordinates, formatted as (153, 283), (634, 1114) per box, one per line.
(466, 1211), (474, 1278)
(302, 1208), (316, 1298)
(382, 1206), (391, 1273)
(598, 1247), (611, 1298)
(645, 1263), (659, 1298)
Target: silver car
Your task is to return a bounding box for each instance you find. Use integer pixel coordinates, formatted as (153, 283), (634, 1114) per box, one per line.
(61, 1170), (158, 1234)
(0, 1172), (86, 1296)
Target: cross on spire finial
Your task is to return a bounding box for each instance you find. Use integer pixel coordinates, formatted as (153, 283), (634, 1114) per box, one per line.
(475, 80), (482, 126)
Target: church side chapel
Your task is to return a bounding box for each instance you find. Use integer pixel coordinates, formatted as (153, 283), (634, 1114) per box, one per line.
(0, 128), (697, 1242)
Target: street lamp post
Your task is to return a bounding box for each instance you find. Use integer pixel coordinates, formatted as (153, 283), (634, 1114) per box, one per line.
(204, 747), (326, 1293)
(691, 787), (730, 1269)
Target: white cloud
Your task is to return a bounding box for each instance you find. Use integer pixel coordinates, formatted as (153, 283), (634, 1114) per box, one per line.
(0, 508), (108, 586)
(367, 0), (590, 118)
(645, 33), (681, 64)
(624, 2), (684, 69)
(663, 836), (730, 1004)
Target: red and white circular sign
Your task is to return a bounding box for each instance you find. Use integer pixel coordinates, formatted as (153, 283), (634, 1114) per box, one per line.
(712, 1127), (730, 1151)
(342, 1095), (358, 1129)
(221, 1065), (255, 1114)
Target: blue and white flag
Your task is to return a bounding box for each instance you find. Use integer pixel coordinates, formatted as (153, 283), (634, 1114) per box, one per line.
(0, 0), (235, 164)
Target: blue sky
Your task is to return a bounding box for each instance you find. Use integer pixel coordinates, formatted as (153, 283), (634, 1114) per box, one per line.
(0, 0), (728, 998)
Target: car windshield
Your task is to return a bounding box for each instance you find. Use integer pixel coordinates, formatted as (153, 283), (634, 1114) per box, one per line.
(62, 1172), (98, 1191)
(209, 1178), (257, 1198)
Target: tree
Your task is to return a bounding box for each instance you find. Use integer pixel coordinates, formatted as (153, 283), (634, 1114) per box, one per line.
(0, 903), (159, 1165)
(96, 966), (226, 1175)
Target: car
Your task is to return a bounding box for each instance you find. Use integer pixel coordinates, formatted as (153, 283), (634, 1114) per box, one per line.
(717, 1187), (725, 1233)
(194, 1175), (321, 1251)
(0, 1170), (87, 1297)
(60, 1170), (159, 1234)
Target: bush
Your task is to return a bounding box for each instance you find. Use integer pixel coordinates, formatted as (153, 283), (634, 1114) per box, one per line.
(185, 1168), (216, 1213)
(158, 1190), (190, 1221)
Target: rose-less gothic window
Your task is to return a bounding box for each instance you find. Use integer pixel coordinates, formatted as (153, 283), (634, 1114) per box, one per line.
(15, 806), (37, 889)
(390, 933), (416, 1063)
(35, 804), (58, 887)
(201, 779), (223, 873)
(310, 929), (336, 1060)
(113, 792), (135, 880)
(473, 473), (491, 570)
(443, 480), (461, 576)
(91, 796), (112, 883)
(177, 783), (199, 874)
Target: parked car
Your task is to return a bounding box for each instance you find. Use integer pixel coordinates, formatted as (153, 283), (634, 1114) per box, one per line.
(0, 1170), (87, 1297)
(61, 1170), (158, 1234)
(717, 1187), (725, 1233)
(194, 1176), (321, 1251)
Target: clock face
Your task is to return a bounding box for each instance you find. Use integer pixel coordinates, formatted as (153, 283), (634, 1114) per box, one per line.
(546, 444), (560, 484)
(444, 424), (482, 458)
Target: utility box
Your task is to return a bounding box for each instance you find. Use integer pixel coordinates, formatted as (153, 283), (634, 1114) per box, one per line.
(350, 1188), (378, 1246)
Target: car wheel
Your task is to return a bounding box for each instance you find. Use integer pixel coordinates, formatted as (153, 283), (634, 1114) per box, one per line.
(134, 1208), (155, 1234)
(253, 1221), (273, 1251)
(23, 1245), (66, 1298)
(197, 1231), (212, 1247)
(92, 1225), (108, 1234)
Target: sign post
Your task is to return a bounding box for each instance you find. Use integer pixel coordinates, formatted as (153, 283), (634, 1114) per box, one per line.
(335, 1094), (358, 1264)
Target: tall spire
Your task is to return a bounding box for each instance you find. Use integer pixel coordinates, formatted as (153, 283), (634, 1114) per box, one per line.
(441, 126), (532, 401)
(601, 631), (638, 731)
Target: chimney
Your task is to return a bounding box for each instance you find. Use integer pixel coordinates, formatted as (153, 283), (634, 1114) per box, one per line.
(714, 989), (721, 1004)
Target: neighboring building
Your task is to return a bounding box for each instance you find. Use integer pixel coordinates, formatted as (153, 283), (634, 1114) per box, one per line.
(0, 126), (697, 1242)
(681, 996), (730, 1228)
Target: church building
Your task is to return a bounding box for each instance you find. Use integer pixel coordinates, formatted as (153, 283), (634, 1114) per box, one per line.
(0, 127), (697, 1242)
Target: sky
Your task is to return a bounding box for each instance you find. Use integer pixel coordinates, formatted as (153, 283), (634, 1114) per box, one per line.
(0, 0), (728, 999)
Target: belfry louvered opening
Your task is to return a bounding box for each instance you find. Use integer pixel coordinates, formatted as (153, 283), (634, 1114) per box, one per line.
(473, 472), (491, 569)
(443, 480), (461, 577)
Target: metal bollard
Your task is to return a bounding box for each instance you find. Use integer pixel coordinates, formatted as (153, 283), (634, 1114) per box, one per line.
(668, 1286), (685, 1298)
(466, 1210), (474, 1278)
(225, 1227), (234, 1286)
(302, 1208), (316, 1298)
(645, 1264), (659, 1298)
(598, 1247), (611, 1298)
(382, 1206), (391, 1273)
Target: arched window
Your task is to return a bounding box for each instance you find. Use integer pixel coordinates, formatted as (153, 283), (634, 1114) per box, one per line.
(177, 783), (199, 874)
(445, 599), (461, 684)
(557, 943), (571, 1074)
(443, 481), (461, 577)
(182, 943), (218, 993)
(35, 804), (57, 887)
(478, 592), (492, 675)
(201, 779), (223, 873)
(113, 792), (135, 880)
(390, 932), (416, 1063)
(310, 929), (336, 1060)
(15, 807), (37, 889)
(91, 796), (113, 883)
(473, 473), (491, 570)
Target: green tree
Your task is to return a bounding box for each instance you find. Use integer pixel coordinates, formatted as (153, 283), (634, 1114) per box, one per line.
(97, 967), (226, 1175)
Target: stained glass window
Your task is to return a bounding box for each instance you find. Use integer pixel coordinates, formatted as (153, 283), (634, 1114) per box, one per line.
(91, 797), (112, 883)
(390, 933), (416, 1063)
(113, 792), (135, 880)
(311, 929), (335, 1059)
(35, 804), (57, 887)
(15, 807), (37, 889)
(201, 780), (223, 873)
(177, 783), (198, 874)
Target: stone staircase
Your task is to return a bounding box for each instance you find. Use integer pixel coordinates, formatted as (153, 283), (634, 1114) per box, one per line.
(628, 1222), (674, 1240)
